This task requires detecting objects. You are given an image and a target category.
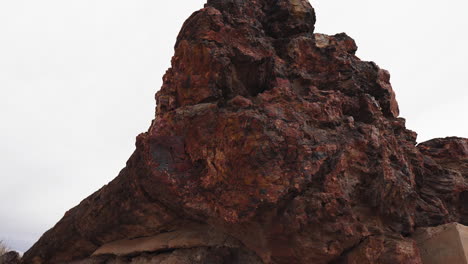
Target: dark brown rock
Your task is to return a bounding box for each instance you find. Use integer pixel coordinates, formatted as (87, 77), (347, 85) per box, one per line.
(333, 236), (421, 264)
(69, 247), (262, 264)
(21, 0), (468, 263)
(1, 251), (21, 264)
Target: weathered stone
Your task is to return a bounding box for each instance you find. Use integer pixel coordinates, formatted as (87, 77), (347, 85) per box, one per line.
(335, 236), (422, 264)
(1, 251), (21, 264)
(91, 225), (241, 257)
(21, 0), (468, 263)
(413, 223), (468, 264)
(71, 247), (262, 264)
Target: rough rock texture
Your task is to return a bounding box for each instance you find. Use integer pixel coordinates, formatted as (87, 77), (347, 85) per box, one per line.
(1, 251), (21, 264)
(68, 247), (262, 264)
(91, 224), (246, 257)
(22, 0), (468, 263)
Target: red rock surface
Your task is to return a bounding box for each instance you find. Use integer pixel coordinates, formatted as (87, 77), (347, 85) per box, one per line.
(22, 0), (468, 263)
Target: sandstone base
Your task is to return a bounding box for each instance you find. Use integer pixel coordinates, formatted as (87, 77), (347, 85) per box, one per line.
(413, 223), (468, 264)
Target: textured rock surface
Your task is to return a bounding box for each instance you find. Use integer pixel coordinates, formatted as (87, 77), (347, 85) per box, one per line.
(413, 223), (468, 264)
(22, 0), (468, 263)
(91, 224), (244, 257)
(69, 247), (262, 264)
(1, 251), (21, 264)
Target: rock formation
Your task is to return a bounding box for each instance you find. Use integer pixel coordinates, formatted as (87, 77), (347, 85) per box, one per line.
(1, 251), (21, 264)
(22, 0), (468, 263)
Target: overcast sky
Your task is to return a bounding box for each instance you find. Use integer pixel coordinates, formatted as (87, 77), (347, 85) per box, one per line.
(0, 0), (466, 253)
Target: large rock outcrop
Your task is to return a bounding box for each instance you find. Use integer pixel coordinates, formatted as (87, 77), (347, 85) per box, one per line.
(22, 0), (468, 263)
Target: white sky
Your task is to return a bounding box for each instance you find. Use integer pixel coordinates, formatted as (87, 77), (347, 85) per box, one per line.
(0, 0), (466, 253)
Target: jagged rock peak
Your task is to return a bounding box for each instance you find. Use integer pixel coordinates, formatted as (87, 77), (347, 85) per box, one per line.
(157, 0), (316, 114)
(205, 0), (316, 37)
(156, 0), (398, 121)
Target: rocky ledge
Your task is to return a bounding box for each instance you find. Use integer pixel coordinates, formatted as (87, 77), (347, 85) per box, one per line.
(21, 0), (468, 263)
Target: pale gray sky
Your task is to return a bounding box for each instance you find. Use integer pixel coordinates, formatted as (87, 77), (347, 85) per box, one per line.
(0, 0), (466, 253)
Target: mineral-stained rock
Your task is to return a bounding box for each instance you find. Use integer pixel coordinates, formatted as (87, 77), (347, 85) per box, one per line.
(21, 0), (468, 263)
(333, 235), (422, 264)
